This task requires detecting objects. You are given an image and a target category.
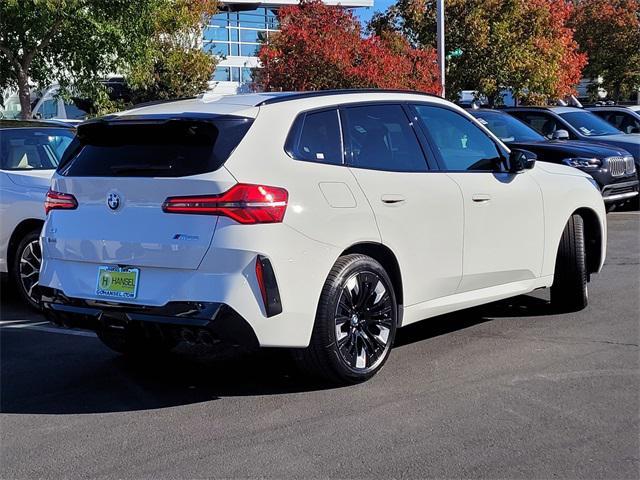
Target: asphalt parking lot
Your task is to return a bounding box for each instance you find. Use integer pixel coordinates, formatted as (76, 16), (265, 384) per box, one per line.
(1, 212), (638, 479)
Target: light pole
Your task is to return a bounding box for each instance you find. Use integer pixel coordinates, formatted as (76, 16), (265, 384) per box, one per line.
(436, 0), (445, 98)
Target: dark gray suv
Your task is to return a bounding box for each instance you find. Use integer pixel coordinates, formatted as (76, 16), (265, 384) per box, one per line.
(472, 109), (638, 209)
(506, 106), (640, 209)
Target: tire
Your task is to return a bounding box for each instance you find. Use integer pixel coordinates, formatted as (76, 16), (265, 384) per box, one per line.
(550, 214), (588, 313)
(294, 254), (398, 384)
(11, 229), (43, 311)
(97, 326), (177, 357)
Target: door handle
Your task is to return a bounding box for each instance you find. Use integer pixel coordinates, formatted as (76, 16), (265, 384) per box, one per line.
(472, 194), (492, 203)
(381, 194), (406, 205)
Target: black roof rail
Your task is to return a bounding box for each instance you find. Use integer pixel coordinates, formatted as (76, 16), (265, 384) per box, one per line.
(256, 89), (441, 106)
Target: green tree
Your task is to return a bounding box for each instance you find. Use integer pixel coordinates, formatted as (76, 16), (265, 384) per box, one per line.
(370, 0), (586, 105)
(571, 0), (640, 101)
(0, 0), (158, 118)
(127, 0), (219, 104)
(0, 0), (218, 118)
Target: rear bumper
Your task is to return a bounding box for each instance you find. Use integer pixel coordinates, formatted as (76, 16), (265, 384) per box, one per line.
(39, 220), (342, 348)
(41, 287), (259, 349)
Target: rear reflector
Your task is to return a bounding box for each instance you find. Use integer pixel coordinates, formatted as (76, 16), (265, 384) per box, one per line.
(255, 255), (282, 317)
(162, 183), (288, 224)
(255, 257), (268, 308)
(45, 190), (78, 215)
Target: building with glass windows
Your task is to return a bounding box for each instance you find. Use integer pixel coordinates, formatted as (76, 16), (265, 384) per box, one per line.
(204, 0), (373, 93)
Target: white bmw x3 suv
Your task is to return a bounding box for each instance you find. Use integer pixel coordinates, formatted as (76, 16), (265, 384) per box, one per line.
(40, 90), (606, 383)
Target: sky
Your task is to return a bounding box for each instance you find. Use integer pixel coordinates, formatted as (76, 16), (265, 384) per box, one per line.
(352, 0), (395, 27)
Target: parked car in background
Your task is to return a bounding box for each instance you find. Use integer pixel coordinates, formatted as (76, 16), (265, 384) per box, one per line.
(505, 106), (639, 166)
(0, 120), (75, 309)
(471, 109), (638, 209)
(587, 105), (640, 135)
(40, 90), (606, 383)
(507, 106), (640, 209)
(1, 84), (89, 122)
(0, 78), (129, 122)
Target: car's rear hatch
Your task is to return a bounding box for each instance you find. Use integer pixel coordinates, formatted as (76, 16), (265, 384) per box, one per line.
(45, 114), (254, 269)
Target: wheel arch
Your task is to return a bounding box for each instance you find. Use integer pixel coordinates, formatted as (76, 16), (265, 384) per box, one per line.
(572, 207), (603, 275)
(7, 218), (44, 269)
(341, 242), (404, 325)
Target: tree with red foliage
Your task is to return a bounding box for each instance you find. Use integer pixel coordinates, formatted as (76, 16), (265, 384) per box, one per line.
(255, 0), (440, 94)
(571, 0), (640, 101)
(370, 0), (586, 105)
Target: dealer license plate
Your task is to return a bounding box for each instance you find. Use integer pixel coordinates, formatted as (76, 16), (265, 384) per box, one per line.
(96, 266), (139, 299)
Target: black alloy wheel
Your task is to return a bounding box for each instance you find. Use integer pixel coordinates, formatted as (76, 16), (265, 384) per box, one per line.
(294, 254), (398, 384)
(334, 270), (395, 372)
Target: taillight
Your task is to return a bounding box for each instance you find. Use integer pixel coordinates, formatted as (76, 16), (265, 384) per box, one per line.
(45, 190), (78, 215)
(162, 183), (288, 224)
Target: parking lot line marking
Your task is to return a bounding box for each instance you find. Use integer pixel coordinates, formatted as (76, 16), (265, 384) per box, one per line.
(25, 326), (96, 337)
(609, 211), (640, 215)
(0, 319), (35, 325)
(0, 323), (96, 337)
(1, 321), (49, 328)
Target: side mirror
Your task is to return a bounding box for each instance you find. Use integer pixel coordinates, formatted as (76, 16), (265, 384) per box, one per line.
(509, 149), (537, 173)
(551, 129), (570, 140)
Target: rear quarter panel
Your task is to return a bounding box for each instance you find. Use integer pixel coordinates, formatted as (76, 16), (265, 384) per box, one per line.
(221, 101), (383, 346)
(223, 101), (381, 251)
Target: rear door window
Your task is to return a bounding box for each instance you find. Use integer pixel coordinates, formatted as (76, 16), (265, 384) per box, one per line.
(59, 117), (253, 177)
(341, 104), (428, 172)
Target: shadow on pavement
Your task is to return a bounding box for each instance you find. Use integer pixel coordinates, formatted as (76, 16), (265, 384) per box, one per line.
(1, 286), (553, 415)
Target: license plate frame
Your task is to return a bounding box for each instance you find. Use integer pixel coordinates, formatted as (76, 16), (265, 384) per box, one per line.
(96, 266), (139, 299)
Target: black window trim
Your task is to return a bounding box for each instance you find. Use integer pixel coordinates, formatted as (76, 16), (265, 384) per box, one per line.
(408, 103), (510, 173)
(285, 100), (438, 173)
(400, 103), (440, 171)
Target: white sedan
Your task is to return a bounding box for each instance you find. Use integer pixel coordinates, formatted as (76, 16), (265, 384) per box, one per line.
(0, 120), (75, 309)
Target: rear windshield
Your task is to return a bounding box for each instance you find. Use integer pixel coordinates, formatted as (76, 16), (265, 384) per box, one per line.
(58, 116), (253, 177)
